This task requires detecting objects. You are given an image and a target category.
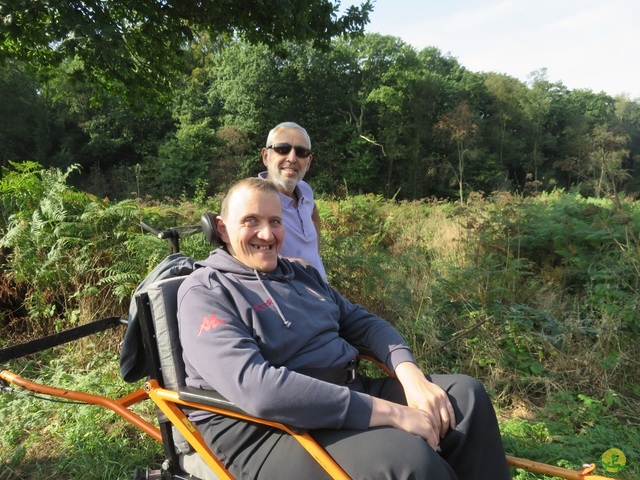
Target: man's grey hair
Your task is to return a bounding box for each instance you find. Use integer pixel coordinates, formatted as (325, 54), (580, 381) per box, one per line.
(265, 122), (311, 148)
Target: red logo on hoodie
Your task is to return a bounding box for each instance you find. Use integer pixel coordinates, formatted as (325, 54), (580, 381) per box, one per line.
(198, 314), (226, 336)
(253, 299), (273, 312)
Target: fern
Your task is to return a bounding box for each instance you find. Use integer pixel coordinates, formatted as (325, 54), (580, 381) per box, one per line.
(1, 163), (141, 327)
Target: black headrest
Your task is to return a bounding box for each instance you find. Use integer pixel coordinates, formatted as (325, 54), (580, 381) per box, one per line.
(200, 212), (224, 247)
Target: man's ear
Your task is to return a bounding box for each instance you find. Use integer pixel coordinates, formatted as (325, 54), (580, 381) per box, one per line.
(261, 148), (269, 168)
(215, 216), (229, 244)
(305, 154), (313, 172)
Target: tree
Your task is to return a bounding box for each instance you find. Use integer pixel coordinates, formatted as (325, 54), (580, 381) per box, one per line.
(586, 124), (630, 197)
(522, 69), (553, 184)
(614, 94), (640, 190)
(207, 41), (294, 136)
(435, 101), (478, 202)
(345, 34), (435, 198)
(483, 73), (528, 188)
(0, 62), (48, 169)
(0, 0), (372, 104)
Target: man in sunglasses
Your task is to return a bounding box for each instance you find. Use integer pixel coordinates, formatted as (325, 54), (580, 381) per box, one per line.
(259, 122), (327, 280)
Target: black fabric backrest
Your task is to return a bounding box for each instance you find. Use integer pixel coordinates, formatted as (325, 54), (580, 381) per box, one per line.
(146, 275), (192, 453)
(120, 253), (195, 382)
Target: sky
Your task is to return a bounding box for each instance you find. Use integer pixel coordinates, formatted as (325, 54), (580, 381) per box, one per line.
(344, 0), (640, 99)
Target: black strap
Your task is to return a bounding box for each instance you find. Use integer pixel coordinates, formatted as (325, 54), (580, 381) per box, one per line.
(296, 358), (358, 385)
(0, 316), (127, 363)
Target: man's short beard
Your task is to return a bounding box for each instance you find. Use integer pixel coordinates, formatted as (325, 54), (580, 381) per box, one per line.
(273, 175), (298, 195)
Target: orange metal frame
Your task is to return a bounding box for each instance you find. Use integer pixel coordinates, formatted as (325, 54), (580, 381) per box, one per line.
(0, 367), (616, 480)
(145, 379), (350, 480)
(0, 368), (160, 443)
(505, 455), (614, 480)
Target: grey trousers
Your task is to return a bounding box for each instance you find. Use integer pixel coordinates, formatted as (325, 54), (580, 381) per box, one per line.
(195, 374), (511, 480)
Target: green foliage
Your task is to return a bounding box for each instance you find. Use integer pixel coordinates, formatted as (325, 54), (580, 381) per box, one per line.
(0, 0), (372, 105)
(4, 29), (640, 201)
(0, 161), (49, 227)
(0, 347), (161, 479)
(318, 194), (397, 315)
(1, 173), (639, 477)
(0, 163), (215, 330)
(1, 164), (140, 326)
(464, 190), (640, 332)
(0, 64), (48, 166)
(149, 117), (221, 198)
(503, 391), (639, 479)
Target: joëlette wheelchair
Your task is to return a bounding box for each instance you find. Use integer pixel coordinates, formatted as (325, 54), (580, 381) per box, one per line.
(0, 214), (615, 480)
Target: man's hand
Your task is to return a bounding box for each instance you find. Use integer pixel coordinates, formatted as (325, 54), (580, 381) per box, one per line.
(369, 397), (442, 449)
(395, 362), (456, 440)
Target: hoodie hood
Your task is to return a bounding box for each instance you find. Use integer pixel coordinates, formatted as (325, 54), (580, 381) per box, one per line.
(196, 249), (297, 328)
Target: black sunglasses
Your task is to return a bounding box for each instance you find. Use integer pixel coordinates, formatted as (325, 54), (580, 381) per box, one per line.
(267, 143), (312, 158)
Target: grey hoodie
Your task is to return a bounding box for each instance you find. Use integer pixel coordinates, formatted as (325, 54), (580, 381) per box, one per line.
(177, 249), (415, 430)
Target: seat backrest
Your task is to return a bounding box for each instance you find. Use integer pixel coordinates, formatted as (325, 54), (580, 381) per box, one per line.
(146, 275), (191, 453)
(121, 253), (195, 383)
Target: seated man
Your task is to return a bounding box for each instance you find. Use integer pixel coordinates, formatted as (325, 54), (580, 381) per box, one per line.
(177, 178), (510, 480)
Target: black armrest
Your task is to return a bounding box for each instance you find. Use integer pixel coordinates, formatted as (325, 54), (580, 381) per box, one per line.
(178, 386), (306, 434)
(179, 386), (248, 415)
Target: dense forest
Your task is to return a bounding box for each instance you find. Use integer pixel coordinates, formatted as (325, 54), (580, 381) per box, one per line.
(2, 30), (639, 203)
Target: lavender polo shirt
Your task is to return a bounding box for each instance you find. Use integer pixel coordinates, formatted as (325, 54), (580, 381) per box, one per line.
(258, 172), (327, 280)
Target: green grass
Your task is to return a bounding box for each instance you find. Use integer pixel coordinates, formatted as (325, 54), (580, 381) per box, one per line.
(2, 348), (637, 479)
(501, 394), (639, 479)
(0, 341), (162, 479)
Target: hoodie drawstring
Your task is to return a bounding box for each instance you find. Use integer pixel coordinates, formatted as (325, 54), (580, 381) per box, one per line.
(254, 270), (292, 328)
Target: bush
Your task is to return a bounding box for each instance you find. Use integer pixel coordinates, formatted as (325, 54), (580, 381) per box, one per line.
(1, 171), (638, 478)
(0, 162), (217, 334)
